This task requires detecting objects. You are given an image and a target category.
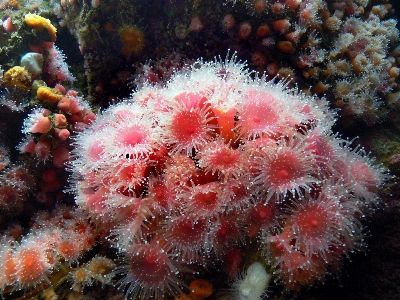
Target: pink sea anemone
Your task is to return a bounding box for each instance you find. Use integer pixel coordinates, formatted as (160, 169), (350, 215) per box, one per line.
(182, 181), (224, 219)
(111, 116), (158, 159)
(249, 135), (319, 201)
(13, 236), (55, 290)
(160, 93), (217, 155)
(284, 196), (342, 257)
(235, 89), (284, 140)
(160, 215), (211, 263)
(116, 241), (186, 300)
(196, 140), (245, 181)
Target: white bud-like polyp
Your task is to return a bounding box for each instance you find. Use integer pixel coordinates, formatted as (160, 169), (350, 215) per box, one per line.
(21, 52), (44, 77)
(233, 262), (271, 300)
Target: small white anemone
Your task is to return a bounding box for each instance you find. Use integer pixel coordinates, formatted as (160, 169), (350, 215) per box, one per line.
(232, 262), (271, 300)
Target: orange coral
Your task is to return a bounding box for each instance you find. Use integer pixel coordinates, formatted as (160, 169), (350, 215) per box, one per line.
(189, 279), (213, 300)
(174, 279), (213, 300)
(118, 24), (145, 58)
(37, 86), (63, 104)
(4, 66), (32, 92)
(24, 14), (57, 42)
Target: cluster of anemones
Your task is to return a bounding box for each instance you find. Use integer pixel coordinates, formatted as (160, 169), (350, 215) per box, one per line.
(70, 54), (385, 299)
(0, 206), (95, 295)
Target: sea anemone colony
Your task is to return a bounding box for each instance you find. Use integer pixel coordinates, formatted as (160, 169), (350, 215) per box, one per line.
(68, 55), (386, 299)
(1, 0), (398, 298)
